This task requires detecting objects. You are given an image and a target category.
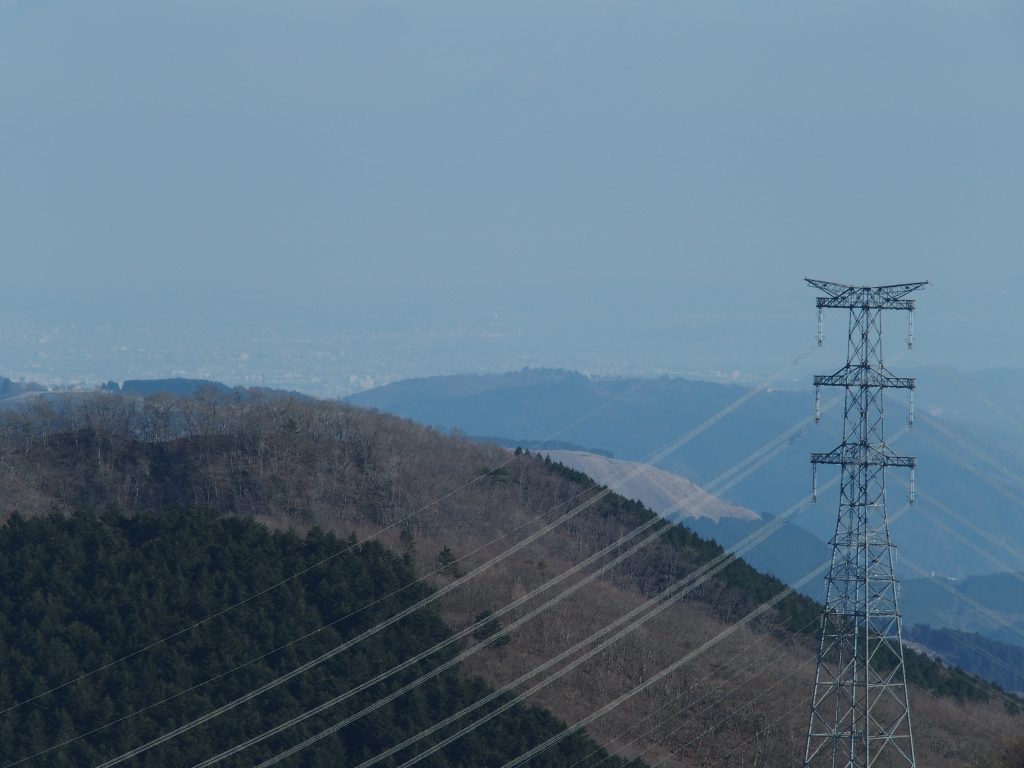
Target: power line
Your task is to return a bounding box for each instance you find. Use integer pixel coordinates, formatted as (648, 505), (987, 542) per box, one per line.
(908, 679), (1018, 740)
(84, 348), (819, 768)
(649, 657), (817, 768)
(578, 501), (1021, 768)
(199, 476), (822, 768)
(704, 695), (809, 768)
(907, 623), (1024, 695)
(148, 411), (824, 768)
(251, 543), (826, 768)
(56, 348), (1024, 768)
(918, 410), (1024, 502)
(14, 302), (1024, 768)
(592, 502), (916, 768)
(901, 556), (1024, 649)
(912, 479), (1024, 569)
(485, 567), (825, 768)
(228, 316), (1024, 768)
(187, 427), (822, 768)
(572, 616), (822, 768)
(0, 378), (654, 720)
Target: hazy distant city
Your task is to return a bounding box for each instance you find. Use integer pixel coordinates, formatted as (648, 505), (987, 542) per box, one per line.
(0, 300), (810, 397)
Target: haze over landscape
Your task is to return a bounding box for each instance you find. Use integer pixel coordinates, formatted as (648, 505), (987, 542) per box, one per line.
(3, 1), (1023, 393)
(2, 2), (1024, 767)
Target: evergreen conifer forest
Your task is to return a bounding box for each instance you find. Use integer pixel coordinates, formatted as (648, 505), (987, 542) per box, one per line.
(0, 510), (639, 767)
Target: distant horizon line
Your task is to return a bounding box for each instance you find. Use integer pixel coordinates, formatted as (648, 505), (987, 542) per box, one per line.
(3, 361), (1021, 401)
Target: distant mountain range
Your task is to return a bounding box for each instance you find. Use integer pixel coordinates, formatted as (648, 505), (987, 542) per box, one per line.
(347, 368), (1024, 581)
(902, 572), (1024, 647)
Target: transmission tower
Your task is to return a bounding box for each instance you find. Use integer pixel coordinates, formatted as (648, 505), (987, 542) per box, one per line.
(803, 279), (926, 768)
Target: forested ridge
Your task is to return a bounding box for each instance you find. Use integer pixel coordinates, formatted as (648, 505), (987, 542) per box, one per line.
(540, 460), (1012, 705)
(0, 511), (638, 767)
(907, 625), (1024, 696)
(0, 388), (1019, 766)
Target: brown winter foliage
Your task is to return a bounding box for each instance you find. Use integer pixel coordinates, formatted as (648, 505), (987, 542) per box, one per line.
(0, 388), (1017, 767)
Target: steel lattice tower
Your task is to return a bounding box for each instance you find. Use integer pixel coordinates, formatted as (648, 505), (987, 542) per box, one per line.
(803, 279), (926, 768)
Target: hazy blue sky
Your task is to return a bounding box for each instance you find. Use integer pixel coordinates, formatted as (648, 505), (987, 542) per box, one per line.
(2, 1), (1022, 390)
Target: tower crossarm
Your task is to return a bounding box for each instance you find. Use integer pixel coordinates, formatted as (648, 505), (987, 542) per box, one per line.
(805, 278), (927, 310)
(811, 443), (916, 468)
(814, 366), (915, 390)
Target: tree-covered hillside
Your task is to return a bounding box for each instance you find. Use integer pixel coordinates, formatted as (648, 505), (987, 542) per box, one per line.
(0, 388), (1017, 766)
(0, 511), (639, 767)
